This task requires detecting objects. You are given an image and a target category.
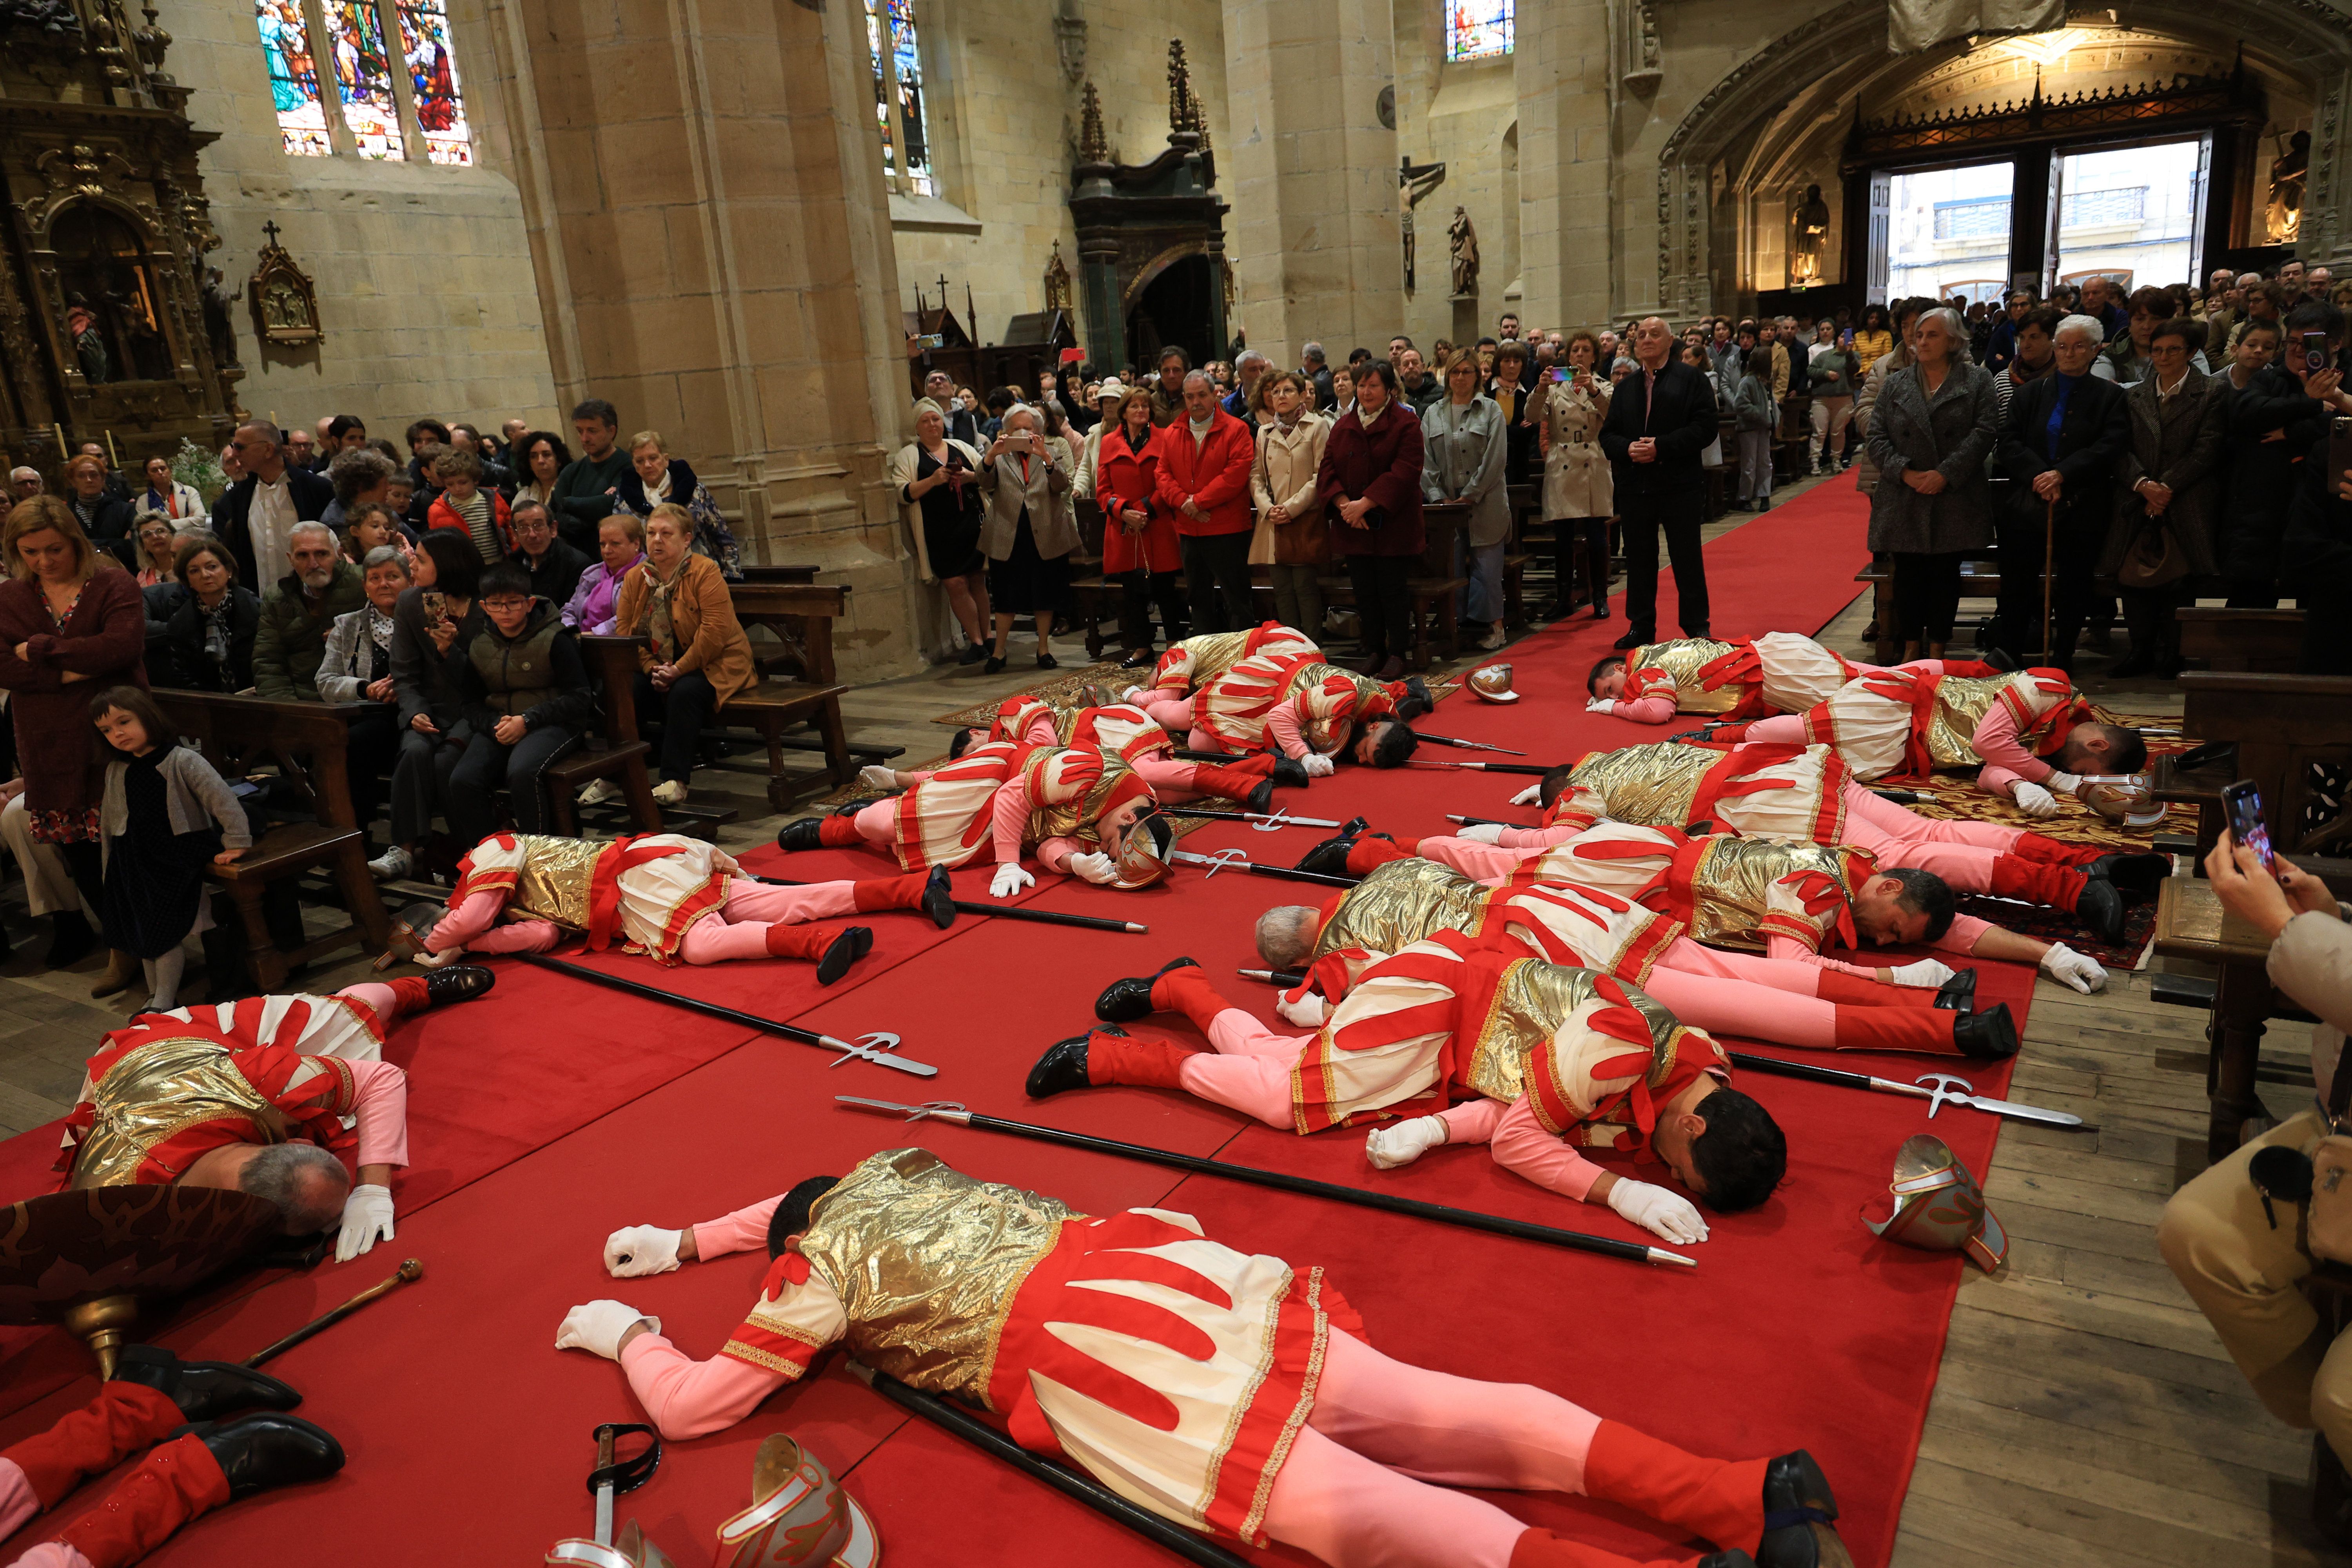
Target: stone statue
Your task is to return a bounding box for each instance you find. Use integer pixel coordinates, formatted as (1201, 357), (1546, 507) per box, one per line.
(1398, 157), (1446, 294)
(1042, 240), (1072, 313)
(1789, 183), (1831, 286)
(1447, 206), (1478, 298)
(2267, 130), (2310, 245)
(200, 264), (239, 368)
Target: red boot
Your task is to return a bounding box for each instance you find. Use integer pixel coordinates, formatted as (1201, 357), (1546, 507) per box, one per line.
(1153, 965), (1241, 1033)
(817, 815), (864, 848)
(2007, 832), (2106, 867)
(1830, 1005), (1964, 1054)
(1193, 763), (1276, 802)
(1989, 854), (2085, 910)
(1087, 1030), (1195, 1089)
(764, 922), (870, 985)
(1510, 1527), (1751, 1567)
(1583, 1421), (1769, 1557)
(1346, 837), (1416, 875)
(1811, 969), (1938, 1009)
(851, 873), (927, 913)
(51, 1434), (232, 1568)
(2, 1384), (184, 1511)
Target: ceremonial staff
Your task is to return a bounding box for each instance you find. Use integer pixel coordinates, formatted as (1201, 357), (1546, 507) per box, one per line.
(1171, 848), (1358, 887)
(1158, 805), (1345, 829)
(243, 1259), (422, 1368)
(836, 1096), (1695, 1267)
(850, 1364), (1252, 1568)
(519, 955), (937, 1075)
(1405, 758), (1554, 776)
(1414, 733), (1528, 755)
(747, 875), (1145, 934)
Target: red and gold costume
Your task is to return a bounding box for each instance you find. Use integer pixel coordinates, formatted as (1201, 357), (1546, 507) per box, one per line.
(826, 741), (1158, 877)
(1612, 637), (1749, 717)
(446, 832), (728, 964)
(1193, 650), (1403, 757)
(982, 695), (1276, 804)
(1742, 666), (2088, 786)
(1145, 622), (1317, 699)
(1547, 741), (1848, 843)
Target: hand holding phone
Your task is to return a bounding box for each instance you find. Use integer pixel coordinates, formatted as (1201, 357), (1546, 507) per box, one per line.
(2223, 779), (2276, 872)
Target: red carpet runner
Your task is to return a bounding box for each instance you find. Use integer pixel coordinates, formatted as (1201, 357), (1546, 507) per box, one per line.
(0, 481), (2034, 1568)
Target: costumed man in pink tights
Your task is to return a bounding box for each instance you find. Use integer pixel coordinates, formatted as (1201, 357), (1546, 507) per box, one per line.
(1244, 854), (2021, 1058)
(51, 978), (481, 1261)
(776, 740), (1169, 900)
(1693, 665), (2147, 813)
(1330, 822), (2112, 999)
(1394, 741), (2153, 944)
(1034, 930), (1787, 1247)
(567, 1147), (1849, 1568)
(382, 830), (955, 986)
(944, 691), (1308, 802)
(1174, 646), (1431, 777)
(0, 1347), (342, 1568)
(1127, 621), (1319, 712)
(1584, 632), (2000, 726)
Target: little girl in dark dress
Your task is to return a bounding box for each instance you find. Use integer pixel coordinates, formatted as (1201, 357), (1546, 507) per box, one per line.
(92, 686), (250, 1013)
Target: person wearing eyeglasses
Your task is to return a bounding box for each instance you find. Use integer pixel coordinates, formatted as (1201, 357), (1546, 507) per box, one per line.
(440, 561), (594, 846)
(215, 419), (333, 589)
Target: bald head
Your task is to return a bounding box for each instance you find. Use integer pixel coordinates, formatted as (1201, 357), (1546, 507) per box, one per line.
(1633, 317), (1673, 369)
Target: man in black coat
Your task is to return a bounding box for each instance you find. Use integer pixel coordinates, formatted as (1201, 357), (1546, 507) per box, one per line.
(2224, 301), (2352, 607)
(216, 420), (335, 589)
(2278, 302), (2352, 673)
(506, 499), (592, 609)
(1598, 316), (1719, 645)
(1993, 316), (2130, 670)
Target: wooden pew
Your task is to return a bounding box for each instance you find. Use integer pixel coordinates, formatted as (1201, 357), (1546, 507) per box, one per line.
(151, 690), (389, 991)
(722, 581), (854, 811)
(544, 636), (663, 837)
(2157, 671), (2352, 862)
(1314, 501), (1468, 672)
(2176, 606), (2305, 673)
(735, 564), (822, 585)
(1853, 556), (2000, 664)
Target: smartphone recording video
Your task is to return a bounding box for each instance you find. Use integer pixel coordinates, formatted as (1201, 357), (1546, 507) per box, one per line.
(2223, 779), (2276, 872)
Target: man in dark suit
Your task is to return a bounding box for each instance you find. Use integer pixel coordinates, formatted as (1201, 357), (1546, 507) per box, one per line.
(1992, 315), (2130, 670)
(216, 419), (335, 589)
(1599, 316), (1718, 646)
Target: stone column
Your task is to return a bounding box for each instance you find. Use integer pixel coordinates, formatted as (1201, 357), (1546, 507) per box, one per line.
(1219, 0), (1402, 361)
(482, 0), (930, 676)
(1514, 0), (1613, 331)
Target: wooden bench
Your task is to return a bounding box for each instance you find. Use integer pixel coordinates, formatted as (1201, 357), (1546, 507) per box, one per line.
(722, 581), (854, 811)
(2157, 672), (2352, 863)
(736, 564), (822, 585)
(1853, 556), (2001, 664)
(2176, 606), (2305, 673)
(152, 691), (389, 993)
(546, 636), (662, 837)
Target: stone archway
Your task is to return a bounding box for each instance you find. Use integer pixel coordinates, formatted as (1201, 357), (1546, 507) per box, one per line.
(1653, 1), (2352, 317)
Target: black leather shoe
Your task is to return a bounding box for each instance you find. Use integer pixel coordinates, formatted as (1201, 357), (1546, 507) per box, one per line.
(816, 927), (871, 986)
(1296, 835), (1360, 877)
(192, 1414), (346, 1501)
(1396, 677), (1433, 720)
(1668, 725), (1726, 744)
(1953, 1002), (2020, 1060)
(1982, 645), (2018, 672)
(1244, 777), (1275, 814)
(1270, 754), (1309, 789)
(922, 866), (956, 929)
(1697, 1555), (1758, 1568)
(776, 817), (826, 853)
(1025, 1025), (1125, 1098)
(116, 1345), (301, 1423)
(1096, 957), (1199, 1022)
(1755, 1448), (1847, 1568)
(1612, 630), (1648, 651)
(984, 655), (1007, 675)
(1120, 648), (1158, 669)
(1338, 815), (1368, 837)
(1593, 601), (1611, 621)
(2086, 851), (2171, 903)
(423, 964), (495, 1006)
(1933, 969), (1978, 1013)
(2077, 876), (2127, 944)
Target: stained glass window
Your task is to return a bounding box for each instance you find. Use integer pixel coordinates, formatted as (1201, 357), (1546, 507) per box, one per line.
(392, 0), (473, 166)
(256, 0), (332, 156)
(864, 0), (935, 197)
(1444, 0), (1512, 61)
(325, 0), (405, 160)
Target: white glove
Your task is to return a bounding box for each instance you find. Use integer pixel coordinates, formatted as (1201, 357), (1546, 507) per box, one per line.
(415, 944), (465, 968)
(1301, 753), (1336, 778)
(1605, 1179), (1709, 1245)
(989, 862), (1035, 898)
(555, 1300), (660, 1361)
(1510, 783), (1544, 806)
(1275, 989), (1328, 1027)
(335, 1183), (395, 1262)
(1067, 851), (1118, 885)
(603, 1225), (684, 1278)
(2040, 942), (2108, 994)
(1365, 1114), (1449, 1171)
(1456, 822), (1506, 844)
(1886, 959), (1955, 988)
(1116, 684), (1147, 705)
(2010, 781), (2060, 817)
(857, 764), (900, 792)
(1586, 697), (1616, 714)
(2045, 771), (2083, 796)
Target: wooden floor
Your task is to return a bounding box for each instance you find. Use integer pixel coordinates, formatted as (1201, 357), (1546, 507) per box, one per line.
(0, 476), (2333, 1564)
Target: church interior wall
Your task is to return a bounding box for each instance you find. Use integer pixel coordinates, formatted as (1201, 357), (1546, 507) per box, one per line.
(155, 0), (559, 439)
(1391, 3), (1518, 352)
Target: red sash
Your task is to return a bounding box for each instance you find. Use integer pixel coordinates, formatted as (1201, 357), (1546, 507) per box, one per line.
(586, 836), (695, 951)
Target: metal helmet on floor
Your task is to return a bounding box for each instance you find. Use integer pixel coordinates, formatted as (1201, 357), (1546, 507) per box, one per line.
(1860, 1133), (2007, 1273)
(1466, 663), (1519, 704)
(2074, 773), (2165, 829)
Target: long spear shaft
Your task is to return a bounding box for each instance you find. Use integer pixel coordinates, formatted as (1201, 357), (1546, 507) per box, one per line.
(518, 955), (937, 1075)
(836, 1098), (1693, 1267)
(1405, 758), (1555, 776)
(1416, 733), (1529, 756)
(1158, 806), (1344, 829)
(1170, 849), (1358, 887)
(747, 875), (1145, 934)
(850, 1364), (1251, 1568)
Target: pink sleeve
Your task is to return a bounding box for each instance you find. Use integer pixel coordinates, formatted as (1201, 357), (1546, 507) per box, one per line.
(989, 776), (1034, 864)
(1486, 1095), (1603, 1201)
(465, 919), (561, 954)
(425, 890), (506, 952)
(1033, 836), (1080, 873)
(1934, 913), (1995, 956)
(1497, 824), (1577, 849)
(1267, 701), (1311, 759)
(1437, 1098), (1504, 1142)
(693, 1195), (784, 1259)
(1614, 695), (1679, 724)
(618, 1329), (786, 1441)
(1764, 932), (1874, 978)
(1969, 705), (2050, 788)
(346, 1058), (408, 1169)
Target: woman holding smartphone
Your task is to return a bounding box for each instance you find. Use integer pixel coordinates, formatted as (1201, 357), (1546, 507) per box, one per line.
(976, 405), (1076, 672)
(1538, 330), (1613, 620)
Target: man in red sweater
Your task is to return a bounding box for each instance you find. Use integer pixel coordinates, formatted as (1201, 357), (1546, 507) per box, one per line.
(1153, 371), (1258, 634)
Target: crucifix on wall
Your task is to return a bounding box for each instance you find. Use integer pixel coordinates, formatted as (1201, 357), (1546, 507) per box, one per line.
(1399, 156), (1446, 294)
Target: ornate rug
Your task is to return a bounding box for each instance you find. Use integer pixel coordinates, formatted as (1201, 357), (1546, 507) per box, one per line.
(1887, 708), (2194, 852)
(1952, 889), (2158, 970)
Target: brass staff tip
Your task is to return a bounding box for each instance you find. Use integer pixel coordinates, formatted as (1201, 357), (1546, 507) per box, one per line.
(397, 1258), (423, 1281)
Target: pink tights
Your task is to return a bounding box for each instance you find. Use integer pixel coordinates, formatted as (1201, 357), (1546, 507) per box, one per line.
(1141, 697), (1193, 731)
(1640, 965), (1835, 1052)
(1417, 835), (1526, 884)
(1259, 1327), (1601, 1568)
(1131, 755), (1211, 802)
(1837, 782), (2018, 891)
(430, 880), (866, 964)
(1172, 1009), (1311, 1126)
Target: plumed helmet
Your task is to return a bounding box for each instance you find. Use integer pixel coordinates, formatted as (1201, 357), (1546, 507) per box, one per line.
(713, 1433), (880, 1568)
(1466, 662), (1520, 704)
(1860, 1133), (2007, 1273)
(1108, 811), (1176, 890)
(375, 900), (447, 971)
(2075, 772), (2163, 828)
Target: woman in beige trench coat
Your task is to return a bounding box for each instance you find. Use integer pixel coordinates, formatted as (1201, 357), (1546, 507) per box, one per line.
(1539, 329), (1614, 619)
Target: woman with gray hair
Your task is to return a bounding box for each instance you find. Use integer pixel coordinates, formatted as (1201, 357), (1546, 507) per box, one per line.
(976, 403), (1076, 671)
(317, 543), (410, 844)
(1993, 311), (2130, 668)
(1867, 304), (1999, 657)
(890, 399), (991, 663)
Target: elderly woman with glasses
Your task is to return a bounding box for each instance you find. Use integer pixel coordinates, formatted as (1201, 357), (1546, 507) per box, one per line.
(1866, 305), (1999, 659)
(1993, 313), (2131, 669)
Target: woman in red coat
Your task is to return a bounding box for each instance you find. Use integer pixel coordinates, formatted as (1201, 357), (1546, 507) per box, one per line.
(1316, 361), (1427, 679)
(0, 497), (150, 980)
(1090, 385), (1188, 669)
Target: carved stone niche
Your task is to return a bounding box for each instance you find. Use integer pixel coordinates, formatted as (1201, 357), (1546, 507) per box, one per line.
(247, 225), (322, 347)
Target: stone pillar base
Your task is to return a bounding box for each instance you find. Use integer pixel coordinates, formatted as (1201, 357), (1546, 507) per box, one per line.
(1450, 293), (1480, 347)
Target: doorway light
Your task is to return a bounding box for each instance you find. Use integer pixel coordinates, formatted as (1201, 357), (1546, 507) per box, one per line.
(1994, 28), (2094, 68)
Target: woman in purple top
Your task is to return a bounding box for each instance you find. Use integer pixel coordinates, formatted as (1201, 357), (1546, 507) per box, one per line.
(564, 512), (644, 635)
